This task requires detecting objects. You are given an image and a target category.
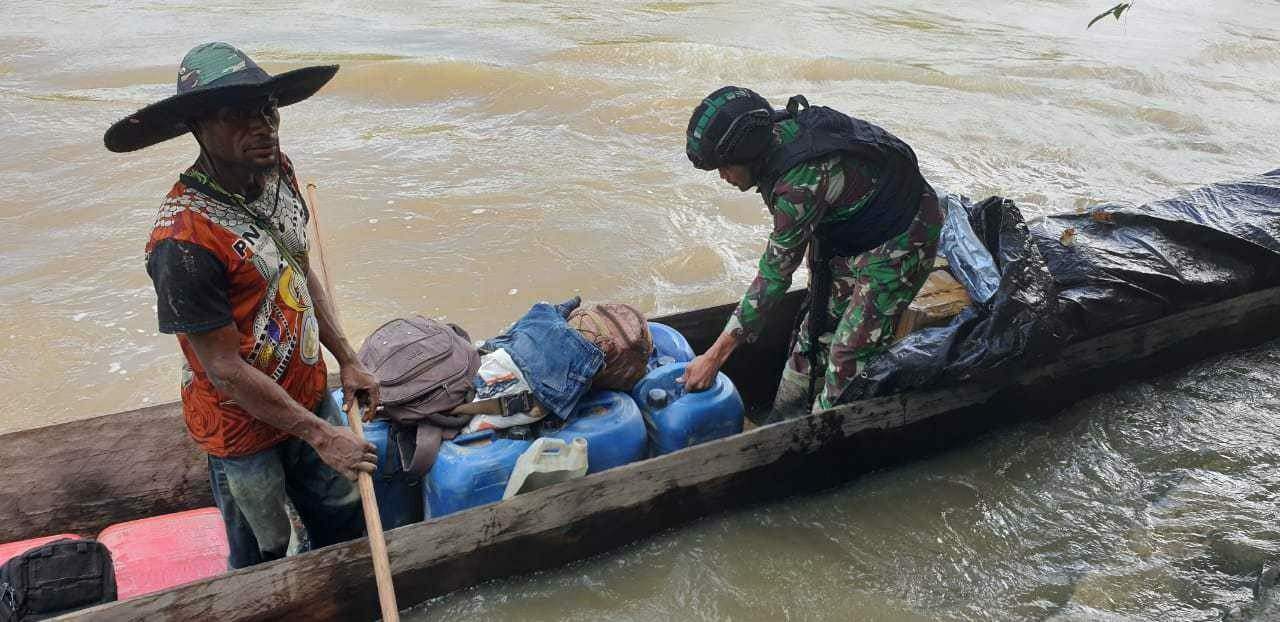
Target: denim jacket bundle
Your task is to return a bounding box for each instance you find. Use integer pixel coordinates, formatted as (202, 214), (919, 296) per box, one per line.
(479, 297), (604, 420)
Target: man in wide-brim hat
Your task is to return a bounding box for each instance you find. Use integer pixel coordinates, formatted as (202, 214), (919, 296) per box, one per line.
(106, 42), (380, 569)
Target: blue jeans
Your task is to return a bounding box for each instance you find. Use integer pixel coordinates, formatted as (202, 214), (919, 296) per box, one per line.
(207, 395), (363, 569)
(483, 301), (603, 419)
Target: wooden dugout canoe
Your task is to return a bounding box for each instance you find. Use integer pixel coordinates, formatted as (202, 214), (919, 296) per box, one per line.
(5, 282), (1280, 620)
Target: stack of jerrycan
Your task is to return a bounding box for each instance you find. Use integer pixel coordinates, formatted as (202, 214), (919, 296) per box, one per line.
(647, 321), (696, 370)
(424, 429), (531, 518)
(633, 323), (745, 455)
(539, 390), (646, 474)
(420, 321), (739, 517)
(426, 389), (648, 518)
(424, 322), (688, 517)
(330, 389), (423, 529)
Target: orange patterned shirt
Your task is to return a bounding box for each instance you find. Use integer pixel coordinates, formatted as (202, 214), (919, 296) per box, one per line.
(145, 155), (327, 457)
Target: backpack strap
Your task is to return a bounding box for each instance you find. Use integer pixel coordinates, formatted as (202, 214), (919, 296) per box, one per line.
(784, 94), (808, 118)
(448, 391), (542, 418)
(391, 391), (541, 477)
(1, 574), (22, 620)
(805, 235), (834, 407)
(397, 424), (444, 477)
(393, 392), (543, 477)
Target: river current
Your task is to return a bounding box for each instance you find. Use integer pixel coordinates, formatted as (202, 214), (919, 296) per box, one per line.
(1, 1), (1278, 620)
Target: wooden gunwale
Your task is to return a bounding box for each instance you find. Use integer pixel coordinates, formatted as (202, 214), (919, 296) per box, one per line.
(0, 292), (803, 545)
(43, 284), (1280, 621)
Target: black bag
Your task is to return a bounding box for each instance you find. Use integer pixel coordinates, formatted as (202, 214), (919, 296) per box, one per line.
(0, 539), (117, 621)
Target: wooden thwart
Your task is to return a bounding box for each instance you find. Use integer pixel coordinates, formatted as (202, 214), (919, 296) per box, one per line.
(56, 285), (1280, 621)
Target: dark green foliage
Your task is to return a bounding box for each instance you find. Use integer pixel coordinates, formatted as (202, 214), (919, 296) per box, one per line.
(1088, 2), (1132, 28)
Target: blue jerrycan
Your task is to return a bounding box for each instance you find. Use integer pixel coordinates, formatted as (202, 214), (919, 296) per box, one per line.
(541, 389), (646, 473)
(631, 362), (745, 456)
(330, 389), (422, 528)
(647, 321), (695, 370)
(423, 429), (532, 518)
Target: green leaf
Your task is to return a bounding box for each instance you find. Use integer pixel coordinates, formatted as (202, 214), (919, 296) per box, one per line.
(1088, 2), (1131, 29)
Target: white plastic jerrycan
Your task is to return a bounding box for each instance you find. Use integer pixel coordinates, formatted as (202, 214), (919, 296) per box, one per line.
(502, 436), (589, 499)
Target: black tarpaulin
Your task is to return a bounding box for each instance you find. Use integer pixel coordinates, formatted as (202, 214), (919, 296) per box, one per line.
(841, 168), (1280, 401)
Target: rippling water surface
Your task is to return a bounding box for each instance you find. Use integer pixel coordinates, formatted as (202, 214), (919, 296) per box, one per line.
(411, 343), (1280, 621)
(1, 1), (1278, 619)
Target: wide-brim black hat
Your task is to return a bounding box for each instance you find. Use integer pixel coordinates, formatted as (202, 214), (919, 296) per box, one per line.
(104, 42), (337, 153)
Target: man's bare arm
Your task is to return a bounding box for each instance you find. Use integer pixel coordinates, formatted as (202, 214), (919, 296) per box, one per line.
(186, 323), (375, 480)
(306, 262), (381, 419)
(307, 265), (357, 366)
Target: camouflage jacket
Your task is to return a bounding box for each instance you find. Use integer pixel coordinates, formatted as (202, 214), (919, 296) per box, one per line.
(724, 119), (884, 342)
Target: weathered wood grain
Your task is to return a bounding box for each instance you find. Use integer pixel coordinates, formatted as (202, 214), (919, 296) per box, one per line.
(0, 293), (805, 545)
(0, 370), (339, 544)
(58, 286), (1280, 621)
(0, 401), (207, 543)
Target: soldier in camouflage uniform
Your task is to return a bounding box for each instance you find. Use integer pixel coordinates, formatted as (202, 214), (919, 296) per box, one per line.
(679, 86), (943, 415)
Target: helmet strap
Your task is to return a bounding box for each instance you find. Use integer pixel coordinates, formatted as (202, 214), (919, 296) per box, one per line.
(784, 94), (809, 118)
(715, 108), (773, 164)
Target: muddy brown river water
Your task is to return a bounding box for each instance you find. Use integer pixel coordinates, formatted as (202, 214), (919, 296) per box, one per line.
(1, 1), (1278, 619)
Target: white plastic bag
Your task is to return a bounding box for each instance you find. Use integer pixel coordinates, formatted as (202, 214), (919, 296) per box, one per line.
(475, 348), (528, 394)
(462, 349), (547, 434)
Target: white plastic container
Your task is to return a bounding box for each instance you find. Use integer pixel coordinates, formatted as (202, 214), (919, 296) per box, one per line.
(502, 437), (589, 499)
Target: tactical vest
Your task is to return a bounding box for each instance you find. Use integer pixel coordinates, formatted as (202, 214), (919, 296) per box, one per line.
(755, 99), (930, 405)
(756, 103), (926, 259)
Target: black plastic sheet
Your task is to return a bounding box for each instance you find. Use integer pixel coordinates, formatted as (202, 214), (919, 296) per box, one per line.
(841, 168), (1280, 401)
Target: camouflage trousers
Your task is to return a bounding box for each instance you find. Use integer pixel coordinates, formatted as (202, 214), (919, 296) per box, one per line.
(773, 190), (944, 418)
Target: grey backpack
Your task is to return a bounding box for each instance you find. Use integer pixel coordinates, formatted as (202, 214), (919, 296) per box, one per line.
(357, 316), (481, 475)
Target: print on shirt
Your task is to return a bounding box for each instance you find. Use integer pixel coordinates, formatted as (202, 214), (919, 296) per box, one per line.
(145, 157), (327, 457)
(164, 173), (317, 382)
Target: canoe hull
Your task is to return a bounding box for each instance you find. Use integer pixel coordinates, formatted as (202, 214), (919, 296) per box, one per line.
(0, 293), (803, 545)
(53, 285), (1280, 621)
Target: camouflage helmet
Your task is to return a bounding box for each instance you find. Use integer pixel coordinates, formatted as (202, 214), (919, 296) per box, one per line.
(685, 86), (775, 170)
